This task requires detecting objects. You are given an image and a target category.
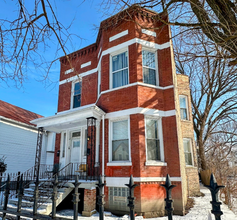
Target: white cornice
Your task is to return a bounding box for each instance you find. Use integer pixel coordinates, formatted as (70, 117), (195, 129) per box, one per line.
(105, 107), (176, 119)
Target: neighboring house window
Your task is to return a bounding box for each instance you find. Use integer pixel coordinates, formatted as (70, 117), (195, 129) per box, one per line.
(142, 50), (157, 85)
(146, 119), (160, 161)
(111, 51), (128, 88)
(179, 95), (188, 120)
(183, 138), (193, 166)
(108, 187), (129, 211)
(111, 119), (129, 161)
(73, 81), (82, 108)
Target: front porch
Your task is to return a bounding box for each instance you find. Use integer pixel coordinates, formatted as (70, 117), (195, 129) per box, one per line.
(29, 104), (106, 217)
(31, 104), (105, 180)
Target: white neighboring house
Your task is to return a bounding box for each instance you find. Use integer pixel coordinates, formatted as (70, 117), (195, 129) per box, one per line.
(0, 100), (55, 174)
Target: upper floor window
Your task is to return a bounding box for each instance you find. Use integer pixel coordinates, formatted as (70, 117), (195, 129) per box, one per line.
(142, 50), (157, 85)
(179, 95), (188, 120)
(111, 51), (128, 88)
(183, 138), (193, 166)
(146, 119), (160, 161)
(73, 81), (81, 108)
(111, 119), (130, 161)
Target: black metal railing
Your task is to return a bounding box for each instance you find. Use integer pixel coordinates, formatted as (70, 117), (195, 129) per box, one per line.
(0, 173), (227, 220)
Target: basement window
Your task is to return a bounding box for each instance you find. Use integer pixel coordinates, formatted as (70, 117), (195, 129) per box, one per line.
(108, 187), (129, 211)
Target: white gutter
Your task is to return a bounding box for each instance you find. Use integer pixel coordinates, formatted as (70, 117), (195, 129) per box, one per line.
(0, 116), (38, 132)
(102, 114), (105, 193)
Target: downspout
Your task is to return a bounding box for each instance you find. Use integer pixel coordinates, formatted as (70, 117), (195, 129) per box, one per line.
(102, 114), (105, 193)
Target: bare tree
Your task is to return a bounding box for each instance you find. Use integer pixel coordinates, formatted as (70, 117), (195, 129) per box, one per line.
(175, 31), (237, 170)
(107, 0), (237, 64)
(0, 0), (79, 86)
(206, 132), (237, 209)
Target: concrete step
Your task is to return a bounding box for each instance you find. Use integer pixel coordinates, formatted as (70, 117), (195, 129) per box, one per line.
(6, 203), (47, 214)
(8, 198), (49, 210)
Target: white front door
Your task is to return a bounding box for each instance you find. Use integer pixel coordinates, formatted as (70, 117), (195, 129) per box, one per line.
(70, 131), (81, 164)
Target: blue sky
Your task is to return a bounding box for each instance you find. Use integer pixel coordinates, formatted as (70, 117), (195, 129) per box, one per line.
(0, 0), (114, 116)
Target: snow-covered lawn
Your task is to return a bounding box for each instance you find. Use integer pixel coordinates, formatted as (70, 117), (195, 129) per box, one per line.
(56, 186), (237, 220)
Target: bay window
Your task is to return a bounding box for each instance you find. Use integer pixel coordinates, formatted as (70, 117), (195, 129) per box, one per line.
(111, 51), (128, 88)
(146, 119), (160, 161)
(142, 50), (157, 85)
(111, 119), (129, 162)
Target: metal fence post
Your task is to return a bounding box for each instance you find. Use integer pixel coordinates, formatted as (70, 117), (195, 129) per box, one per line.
(125, 175), (138, 220)
(17, 174), (24, 220)
(2, 175), (10, 220)
(160, 174), (176, 220)
(16, 171), (21, 195)
(204, 173), (225, 220)
(72, 175), (81, 220)
(33, 175), (39, 220)
(51, 174), (58, 219)
(96, 175), (105, 220)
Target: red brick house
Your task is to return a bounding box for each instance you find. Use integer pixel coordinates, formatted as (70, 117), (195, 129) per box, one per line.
(32, 5), (200, 217)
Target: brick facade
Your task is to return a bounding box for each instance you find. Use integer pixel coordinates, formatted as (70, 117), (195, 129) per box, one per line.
(34, 5), (200, 218)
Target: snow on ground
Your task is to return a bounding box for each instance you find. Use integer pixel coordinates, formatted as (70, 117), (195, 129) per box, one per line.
(1, 186), (237, 220)
(56, 186), (237, 220)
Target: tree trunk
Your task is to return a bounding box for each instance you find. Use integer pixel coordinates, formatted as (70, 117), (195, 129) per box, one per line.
(198, 139), (207, 170)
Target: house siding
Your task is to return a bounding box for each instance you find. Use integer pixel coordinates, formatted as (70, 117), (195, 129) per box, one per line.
(0, 122), (47, 174)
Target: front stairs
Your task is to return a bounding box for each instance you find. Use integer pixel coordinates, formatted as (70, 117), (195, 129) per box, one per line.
(7, 180), (75, 215)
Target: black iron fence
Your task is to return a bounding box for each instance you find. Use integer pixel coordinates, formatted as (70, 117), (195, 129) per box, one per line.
(0, 173), (226, 220)
(0, 162), (100, 208)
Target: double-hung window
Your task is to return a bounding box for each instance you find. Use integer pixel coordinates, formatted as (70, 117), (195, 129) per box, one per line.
(179, 95), (188, 120)
(142, 50), (157, 85)
(146, 119), (160, 161)
(73, 81), (82, 108)
(183, 138), (193, 166)
(111, 119), (129, 161)
(111, 51), (128, 88)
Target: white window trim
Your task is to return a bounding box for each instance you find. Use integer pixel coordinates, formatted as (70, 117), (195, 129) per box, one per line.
(110, 47), (129, 89)
(97, 64), (101, 98)
(145, 116), (165, 165)
(108, 116), (131, 165)
(142, 47), (159, 86)
(71, 80), (82, 109)
(60, 132), (67, 159)
(109, 30), (128, 42)
(179, 95), (189, 121)
(183, 138), (194, 167)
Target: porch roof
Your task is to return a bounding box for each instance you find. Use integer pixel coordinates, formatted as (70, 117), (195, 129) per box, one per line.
(30, 104), (105, 133)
